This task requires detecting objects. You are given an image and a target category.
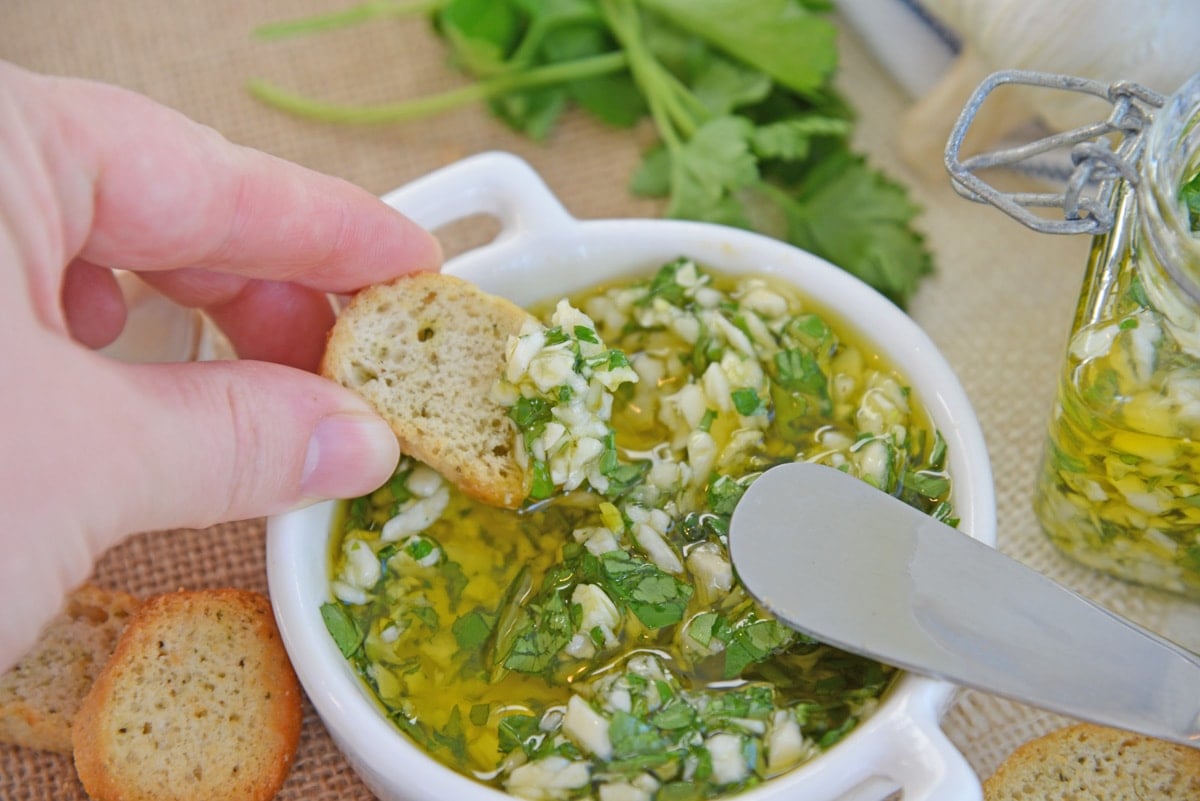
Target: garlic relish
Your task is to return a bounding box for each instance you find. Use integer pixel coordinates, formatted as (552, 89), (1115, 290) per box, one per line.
(1035, 217), (1200, 598)
(324, 259), (955, 801)
(1034, 89), (1200, 599)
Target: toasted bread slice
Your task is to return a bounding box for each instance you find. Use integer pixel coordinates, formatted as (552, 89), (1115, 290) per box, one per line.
(0, 583), (139, 753)
(321, 271), (535, 508)
(984, 723), (1200, 801)
(72, 588), (302, 801)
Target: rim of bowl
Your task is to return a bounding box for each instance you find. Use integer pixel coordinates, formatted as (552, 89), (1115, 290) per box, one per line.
(268, 214), (995, 801)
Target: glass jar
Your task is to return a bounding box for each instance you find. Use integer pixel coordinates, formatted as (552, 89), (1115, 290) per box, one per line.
(1033, 73), (1200, 599)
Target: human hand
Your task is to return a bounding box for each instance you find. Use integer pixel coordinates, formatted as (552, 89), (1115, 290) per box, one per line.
(0, 61), (441, 668)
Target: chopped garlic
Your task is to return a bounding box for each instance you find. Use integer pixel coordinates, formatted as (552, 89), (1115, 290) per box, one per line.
(505, 756), (591, 801)
(381, 485), (450, 542)
(561, 695), (613, 759)
(340, 539), (380, 592)
(686, 543), (733, 603)
(766, 710), (811, 772)
(705, 733), (749, 784)
(633, 522), (683, 574)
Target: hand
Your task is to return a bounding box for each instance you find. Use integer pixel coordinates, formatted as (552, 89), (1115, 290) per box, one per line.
(0, 61), (442, 669)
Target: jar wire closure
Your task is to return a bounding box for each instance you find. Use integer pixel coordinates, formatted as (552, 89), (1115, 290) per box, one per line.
(944, 69), (1166, 238)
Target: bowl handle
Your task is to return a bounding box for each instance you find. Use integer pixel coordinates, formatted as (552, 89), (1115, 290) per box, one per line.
(379, 151), (574, 245)
(865, 681), (983, 801)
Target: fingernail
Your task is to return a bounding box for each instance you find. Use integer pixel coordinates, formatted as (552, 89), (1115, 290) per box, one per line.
(300, 412), (399, 500)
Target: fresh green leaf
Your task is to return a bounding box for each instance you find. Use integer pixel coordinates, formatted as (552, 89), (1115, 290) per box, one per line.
(686, 610), (726, 646)
(751, 116), (849, 161)
(255, 0), (936, 315)
(431, 704), (468, 760)
(608, 709), (667, 758)
(452, 609), (494, 651)
(488, 566), (533, 678)
(638, 0), (837, 95)
(637, 258), (691, 306)
(705, 474), (746, 514)
(691, 55), (772, 115)
(629, 145), (672, 197)
(666, 116), (758, 224)
(406, 536), (436, 562)
(775, 151), (933, 307)
(530, 459), (555, 499)
(501, 590), (576, 674)
(509, 396), (554, 433)
(438, 0), (523, 76)
(651, 702), (696, 730)
(490, 85), (570, 140)
(469, 702), (491, 726)
(320, 602), (364, 658)
(731, 387), (765, 416)
(722, 618), (794, 678)
(498, 713), (542, 754)
(594, 550), (692, 628)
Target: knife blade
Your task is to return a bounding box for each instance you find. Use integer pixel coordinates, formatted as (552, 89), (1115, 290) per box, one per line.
(728, 461), (1200, 748)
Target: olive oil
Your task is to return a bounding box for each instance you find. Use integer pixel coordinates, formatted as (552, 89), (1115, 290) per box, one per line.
(326, 262), (954, 799)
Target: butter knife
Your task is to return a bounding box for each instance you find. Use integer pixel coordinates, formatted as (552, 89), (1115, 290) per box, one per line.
(728, 461), (1200, 748)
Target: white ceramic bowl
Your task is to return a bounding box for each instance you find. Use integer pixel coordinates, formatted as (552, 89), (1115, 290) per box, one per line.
(267, 152), (996, 801)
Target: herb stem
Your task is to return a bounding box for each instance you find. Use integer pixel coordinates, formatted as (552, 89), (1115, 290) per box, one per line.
(599, 0), (682, 151)
(508, 7), (605, 69)
(248, 51), (629, 125)
(254, 0), (448, 40)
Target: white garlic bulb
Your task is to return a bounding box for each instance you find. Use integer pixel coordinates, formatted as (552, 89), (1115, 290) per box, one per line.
(897, 0), (1200, 176)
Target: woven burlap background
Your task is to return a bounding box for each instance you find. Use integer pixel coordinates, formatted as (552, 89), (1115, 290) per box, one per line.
(3, 2), (1196, 799)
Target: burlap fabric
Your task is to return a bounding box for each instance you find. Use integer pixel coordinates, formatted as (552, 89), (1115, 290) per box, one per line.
(3, 2), (1196, 799)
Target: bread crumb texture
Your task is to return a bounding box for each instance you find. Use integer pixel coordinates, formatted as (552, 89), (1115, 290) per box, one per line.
(983, 723), (1200, 801)
(0, 583), (139, 753)
(322, 272), (536, 508)
(71, 588), (302, 801)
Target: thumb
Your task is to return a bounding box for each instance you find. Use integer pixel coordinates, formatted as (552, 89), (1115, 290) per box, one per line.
(0, 353), (399, 671)
(113, 359), (399, 533)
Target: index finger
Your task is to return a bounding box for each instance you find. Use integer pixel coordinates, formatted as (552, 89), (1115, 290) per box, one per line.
(20, 64), (441, 291)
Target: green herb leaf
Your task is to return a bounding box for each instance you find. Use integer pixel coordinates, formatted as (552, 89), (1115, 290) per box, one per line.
(498, 713), (542, 754)
(255, 0), (936, 306)
(751, 116), (849, 160)
(774, 151), (933, 307)
(706, 474), (746, 514)
(595, 550), (693, 628)
(509, 396), (554, 434)
(437, 0), (523, 76)
(722, 618), (794, 678)
(608, 709), (667, 758)
(731, 387), (765, 416)
(638, 0), (837, 95)
(469, 702), (491, 726)
(501, 591), (576, 674)
(320, 601), (364, 659)
(530, 459), (555, 499)
(452, 609), (495, 651)
(665, 116), (758, 225)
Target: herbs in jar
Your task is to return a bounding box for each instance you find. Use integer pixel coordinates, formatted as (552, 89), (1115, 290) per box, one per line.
(1034, 75), (1200, 600)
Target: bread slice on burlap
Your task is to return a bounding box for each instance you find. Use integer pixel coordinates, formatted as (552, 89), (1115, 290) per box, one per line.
(0, 583), (139, 753)
(983, 722), (1200, 801)
(321, 271), (535, 508)
(72, 588), (302, 801)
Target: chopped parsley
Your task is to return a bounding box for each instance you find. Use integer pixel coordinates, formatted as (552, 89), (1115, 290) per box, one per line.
(323, 260), (955, 800)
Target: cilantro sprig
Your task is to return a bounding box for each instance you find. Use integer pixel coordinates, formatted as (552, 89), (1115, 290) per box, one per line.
(251, 0), (934, 305)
